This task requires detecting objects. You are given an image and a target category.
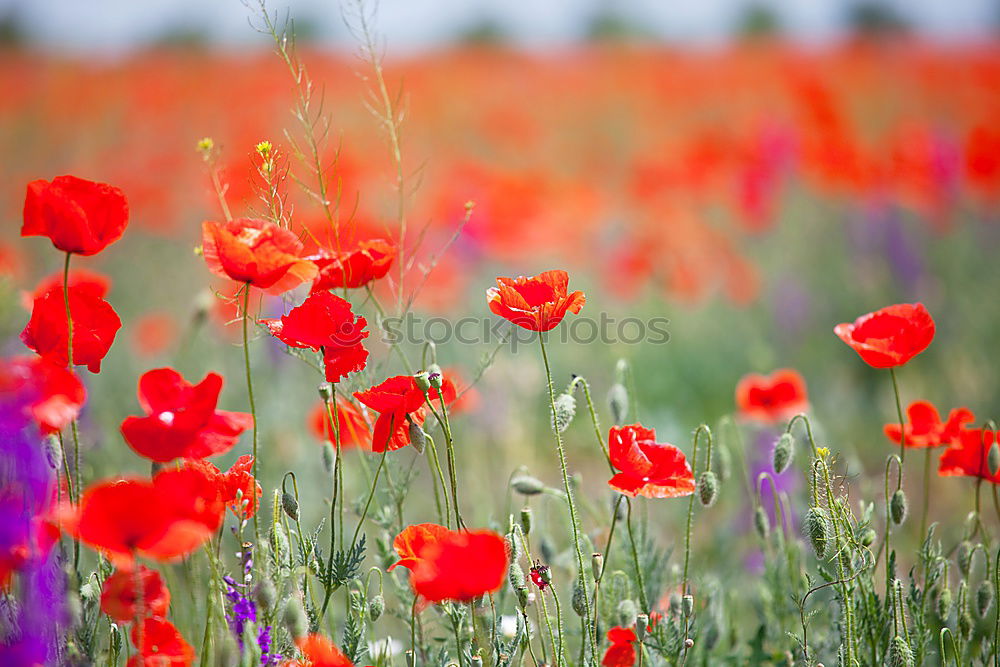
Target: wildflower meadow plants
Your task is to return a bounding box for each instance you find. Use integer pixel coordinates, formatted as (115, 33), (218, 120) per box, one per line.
(3, 3), (1000, 667)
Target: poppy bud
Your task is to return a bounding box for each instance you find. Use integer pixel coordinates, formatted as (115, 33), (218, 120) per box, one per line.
(977, 581), (994, 618)
(990, 443), (1000, 477)
(636, 613), (649, 640)
(369, 594), (385, 621)
(515, 585), (529, 609)
(572, 582), (587, 617)
(350, 589), (363, 614)
(408, 421), (426, 454)
(427, 364), (443, 389)
(682, 594), (694, 618)
(860, 528), (876, 547)
(617, 599), (638, 628)
(804, 507), (833, 559)
(591, 553), (604, 582)
(271, 522), (289, 564)
(322, 442), (336, 474)
(698, 471), (718, 507)
(888, 636), (914, 667)
(254, 579), (277, 612)
(936, 587), (952, 619)
(511, 475), (545, 496)
(509, 561), (527, 590)
(753, 506), (770, 540)
(317, 382), (334, 401)
(552, 393), (576, 433)
(283, 598), (308, 640)
(714, 444), (732, 483)
(772, 433), (794, 475)
(959, 610), (973, 640)
(414, 371), (432, 392)
(890, 489), (908, 525)
(669, 593), (682, 616)
(520, 507), (532, 535)
(608, 383), (628, 425)
(281, 492), (299, 521)
(612, 494), (627, 520)
(43, 435), (62, 471)
(957, 541), (973, 577)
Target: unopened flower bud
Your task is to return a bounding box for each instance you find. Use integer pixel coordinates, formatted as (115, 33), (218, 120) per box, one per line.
(861, 528), (877, 547)
(957, 540), (973, 577)
(977, 581), (994, 618)
(349, 589), (364, 614)
(322, 442), (336, 474)
(511, 475), (545, 496)
(281, 492), (299, 521)
(572, 583), (587, 617)
(669, 592), (682, 616)
(369, 594), (385, 621)
(254, 579), (277, 612)
(282, 598), (308, 639)
(890, 489), (908, 525)
(520, 507), (532, 535)
(617, 599), (638, 628)
(753, 506), (770, 540)
(990, 443), (1000, 477)
(714, 444), (732, 482)
(682, 594), (694, 617)
(427, 364), (443, 389)
(888, 636), (914, 667)
(772, 433), (794, 474)
(936, 587), (952, 619)
(698, 471), (718, 507)
(591, 553), (604, 582)
(959, 610), (973, 640)
(515, 585), (529, 609)
(636, 613), (649, 640)
(608, 383), (628, 425)
(509, 562), (526, 590)
(552, 393), (576, 433)
(317, 383), (334, 401)
(44, 435), (62, 471)
(408, 421), (426, 454)
(414, 372), (432, 392)
(804, 507), (833, 559)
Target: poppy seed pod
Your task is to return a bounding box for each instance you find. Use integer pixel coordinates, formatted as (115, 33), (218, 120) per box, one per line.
(282, 598), (308, 640)
(990, 442), (1000, 477)
(772, 433), (794, 474)
(890, 489), (908, 525)
(511, 475), (545, 496)
(414, 371), (432, 392)
(636, 613), (649, 640)
(281, 492), (299, 521)
(369, 594), (385, 621)
(591, 553), (604, 582)
(753, 506), (770, 540)
(682, 594), (694, 617)
(977, 581), (994, 618)
(408, 421), (427, 454)
(804, 507), (833, 559)
(520, 507), (532, 535)
(888, 636), (914, 667)
(617, 599), (638, 628)
(608, 383), (628, 425)
(698, 471), (719, 507)
(427, 364), (443, 389)
(552, 393), (576, 433)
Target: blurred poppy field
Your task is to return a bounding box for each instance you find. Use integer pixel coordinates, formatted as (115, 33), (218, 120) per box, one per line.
(2, 2), (1000, 665)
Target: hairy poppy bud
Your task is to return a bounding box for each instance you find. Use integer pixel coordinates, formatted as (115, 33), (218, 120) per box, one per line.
(772, 433), (794, 474)
(990, 442), (1000, 477)
(520, 507), (532, 535)
(698, 471), (719, 507)
(552, 393), (576, 433)
(636, 613), (649, 640)
(349, 590), (363, 615)
(511, 475), (545, 496)
(959, 610), (973, 640)
(888, 636), (914, 667)
(281, 492), (299, 521)
(515, 585), (529, 609)
(890, 489), (908, 525)
(957, 541), (973, 577)
(317, 382), (334, 401)
(271, 522), (289, 564)
(753, 506), (770, 540)
(254, 579), (277, 612)
(509, 561), (527, 590)
(714, 444), (732, 483)
(804, 507), (833, 559)
(283, 598), (308, 640)
(322, 442), (336, 474)
(592, 553), (604, 582)
(44, 435), (62, 471)
(414, 371), (432, 392)
(408, 421), (426, 454)
(572, 583), (587, 617)
(860, 528), (876, 547)
(936, 587), (952, 619)
(682, 594), (694, 618)
(617, 599), (638, 628)
(608, 383), (628, 425)
(369, 594), (385, 621)
(977, 581), (994, 618)
(427, 364), (443, 389)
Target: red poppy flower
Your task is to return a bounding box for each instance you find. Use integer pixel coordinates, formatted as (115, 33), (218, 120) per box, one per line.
(834, 303), (935, 368)
(0, 356), (86, 434)
(735, 369), (808, 422)
(884, 401), (975, 448)
(529, 564), (550, 591)
(127, 617), (194, 666)
(201, 218), (317, 294)
(120, 368), (253, 463)
(388, 523), (450, 572)
(939, 428), (1000, 483)
(220, 455), (261, 520)
(24, 268), (111, 307)
(63, 465), (225, 564)
(310, 238), (395, 291)
(262, 292), (369, 383)
(286, 634), (354, 667)
(354, 376), (428, 452)
(407, 528), (509, 603)
(608, 424), (696, 499)
(308, 398), (371, 450)
(602, 626), (637, 667)
(100, 566), (171, 622)
(20, 281), (121, 373)
(22, 175), (129, 256)
(487, 270), (586, 332)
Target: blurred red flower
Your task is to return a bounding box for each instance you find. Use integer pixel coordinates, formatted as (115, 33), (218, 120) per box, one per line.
(25, 268), (111, 306)
(263, 292), (369, 383)
(120, 368), (253, 463)
(354, 376), (427, 452)
(308, 398), (371, 450)
(487, 270), (585, 332)
(22, 175), (129, 256)
(132, 312), (177, 358)
(602, 626), (637, 667)
(100, 566), (171, 622)
(127, 617), (194, 666)
(201, 218), (317, 294)
(310, 238), (395, 291)
(884, 401), (974, 448)
(834, 303), (935, 368)
(608, 424), (696, 499)
(939, 428), (1000, 483)
(20, 281), (121, 373)
(0, 356), (85, 434)
(388, 522), (449, 572)
(735, 369), (808, 422)
(220, 455), (261, 520)
(407, 528), (508, 602)
(286, 634), (354, 667)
